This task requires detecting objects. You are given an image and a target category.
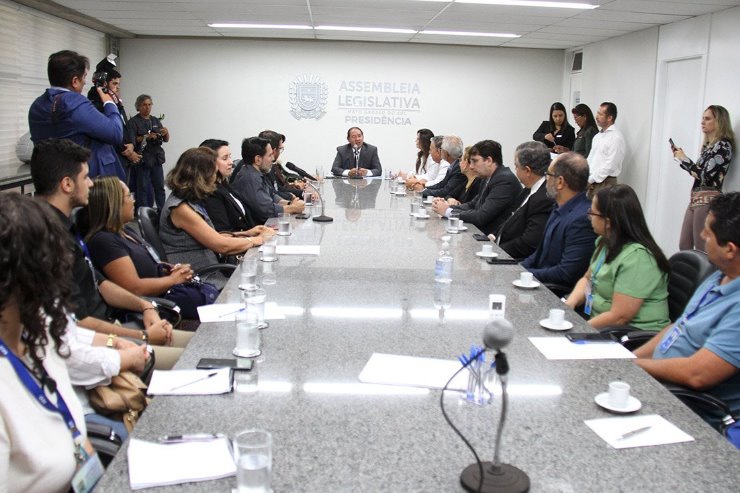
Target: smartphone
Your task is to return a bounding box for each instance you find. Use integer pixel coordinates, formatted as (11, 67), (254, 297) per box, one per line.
(565, 333), (616, 343)
(486, 258), (518, 265)
(472, 233), (489, 241)
(669, 138), (676, 151)
(196, 358), (253, 371)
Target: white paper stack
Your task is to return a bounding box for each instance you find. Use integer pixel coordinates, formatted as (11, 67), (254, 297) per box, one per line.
(585, 414), (694, 449)
(528, 337), (637, 360)
(147, 368), (232, 395)
(127, 437), (236, 489)
(358, 353), (469, 391)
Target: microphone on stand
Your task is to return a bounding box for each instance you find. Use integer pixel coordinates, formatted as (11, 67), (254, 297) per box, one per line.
(460, 318), (530, 493)
(303, 180), (333, 223)
(351, 145), (362, 179)
(285, 162), (317, 182)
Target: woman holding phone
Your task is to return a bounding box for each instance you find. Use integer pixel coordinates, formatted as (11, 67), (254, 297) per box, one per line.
(673, 105), (735, 251)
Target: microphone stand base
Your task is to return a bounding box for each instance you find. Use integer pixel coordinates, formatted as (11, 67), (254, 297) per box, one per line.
(460, 462), (530, 493)
(312, 215), (334, 223)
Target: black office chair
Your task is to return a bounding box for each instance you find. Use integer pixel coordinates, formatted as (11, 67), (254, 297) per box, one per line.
(665, 384), (740, 449)
(601, 250), (717, 349)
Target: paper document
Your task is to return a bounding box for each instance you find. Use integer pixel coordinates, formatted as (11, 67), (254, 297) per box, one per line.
(359, 353), (469, 391)
(529, 337), (636, 360)
(276, 244), (320, 255)
(585, 414), (694, 449)
(197, 302), (286, 322)
(127, 437), (236, 489)
(147, 368), (232, 395)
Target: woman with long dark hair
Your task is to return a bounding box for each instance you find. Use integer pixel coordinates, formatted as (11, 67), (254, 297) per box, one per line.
(566, 184), (670, 330)
(0, 193), (88, 493)
(673, 105), (735, 251)
(533, 102), (575, 153)
(571, 103), (598, 157)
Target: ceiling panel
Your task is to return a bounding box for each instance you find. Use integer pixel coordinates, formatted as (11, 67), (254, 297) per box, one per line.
(26, 0), (738, 48)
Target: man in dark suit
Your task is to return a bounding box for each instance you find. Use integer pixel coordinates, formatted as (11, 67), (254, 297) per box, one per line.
(492, 141), (555, 260)
(432, 139), (521, 235)
(331, 127), (382, 177)
(422, 135), (466, 198)
(521, 152), (596, 295)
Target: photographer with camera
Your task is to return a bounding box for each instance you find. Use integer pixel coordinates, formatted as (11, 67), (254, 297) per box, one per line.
(29, 50), (126, 180)
(128, 94), (169, 210)
(87, 55), (141, 185)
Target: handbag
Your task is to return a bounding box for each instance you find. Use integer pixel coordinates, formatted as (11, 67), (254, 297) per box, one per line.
(89, 371), (150, 433)
(164, 277), (219, 319)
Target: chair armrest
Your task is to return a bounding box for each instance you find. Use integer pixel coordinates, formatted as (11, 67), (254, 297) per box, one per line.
(665, 383), (732, 416)
(196, 264), (236, 277)
(618, 330), (654, 351)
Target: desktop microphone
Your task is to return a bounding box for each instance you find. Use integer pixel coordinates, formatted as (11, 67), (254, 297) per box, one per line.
(460, 318), (530, 493)
(285, 162), (317, 182)
(304, 180), (333, 223)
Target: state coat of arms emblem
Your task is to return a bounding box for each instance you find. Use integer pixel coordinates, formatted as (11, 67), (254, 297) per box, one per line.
(289, 74), (328, 120)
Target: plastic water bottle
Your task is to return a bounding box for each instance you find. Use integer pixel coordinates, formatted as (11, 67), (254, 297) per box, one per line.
(435, 237), (453, 283)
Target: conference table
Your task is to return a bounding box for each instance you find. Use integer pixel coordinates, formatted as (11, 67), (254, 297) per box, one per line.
(97, 177), (739, 492)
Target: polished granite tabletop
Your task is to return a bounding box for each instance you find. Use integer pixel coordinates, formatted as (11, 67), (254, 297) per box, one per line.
(97, 177), (739, 492)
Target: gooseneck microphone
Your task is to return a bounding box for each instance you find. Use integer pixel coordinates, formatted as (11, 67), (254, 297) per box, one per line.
(303, 180), (333, 223)
(460, 318), (530, 493)
(285, 162), (317, 182)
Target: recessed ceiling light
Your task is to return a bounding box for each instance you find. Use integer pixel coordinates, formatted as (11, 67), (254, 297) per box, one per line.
(208, 23), (312, 29)
(316, 25), (417, 34)
(420, 30), (520, 38)
(417, 0), (598, 8)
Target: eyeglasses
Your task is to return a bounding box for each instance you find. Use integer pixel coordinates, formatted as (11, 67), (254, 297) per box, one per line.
(544, 171), (559, 178)
(586, 209), (605, 218)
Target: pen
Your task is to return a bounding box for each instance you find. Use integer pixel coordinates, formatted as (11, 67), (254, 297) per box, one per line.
(617, 425), (652, 440)
(219, 307), (246, 319)
(169, 371), (219, 391)
(159, 433), (225, 444)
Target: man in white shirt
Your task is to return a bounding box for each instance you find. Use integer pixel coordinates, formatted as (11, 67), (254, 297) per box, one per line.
(587, 101), (625, 198)
(407, 135), (449, 191)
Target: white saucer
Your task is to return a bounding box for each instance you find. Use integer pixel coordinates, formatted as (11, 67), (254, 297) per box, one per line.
(424, 198), (434, 204)
(458, 226), (468, 231)
(260, 256), (278, 262)
(233, 347), (261, 358)
(412, 213), (430, 220)
(276, 231), (292, 236)
(538, 319), (573, 331)
(475, 251), (498, 258)
(446, 228), (461, 234)
(513, 279), (541, 289)
(594, 392), (642, 414)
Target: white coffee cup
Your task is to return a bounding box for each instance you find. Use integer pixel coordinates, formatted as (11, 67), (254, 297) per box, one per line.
(459, 219), (464, 229)
(520, 272), (534, 285)
(480, 244), (493, 255)
(417, 206), (428, 217)
(548, 308), (565, 327)
(608, 381), (631, 409)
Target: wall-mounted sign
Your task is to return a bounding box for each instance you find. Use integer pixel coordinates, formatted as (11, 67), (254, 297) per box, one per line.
(289, 74), (329, 120)
(337, 80), (420, 126)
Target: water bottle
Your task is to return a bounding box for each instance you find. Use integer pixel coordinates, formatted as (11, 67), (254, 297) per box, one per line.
(435, 238), (453, 283)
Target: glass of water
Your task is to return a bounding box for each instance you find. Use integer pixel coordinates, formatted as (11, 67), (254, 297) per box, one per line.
(235, 429), (272, 493)
(448, 210), (460, 233)
(233, 311), (260, 358)
(244, 287), (269, 329)
(239, 257), (259, 290)
(261, 235), (277, 262)
(277, 213), (291, 236)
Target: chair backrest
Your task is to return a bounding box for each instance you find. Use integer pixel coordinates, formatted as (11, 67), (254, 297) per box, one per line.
(137, 207), (168, 262)
(667, 250), (717, 321)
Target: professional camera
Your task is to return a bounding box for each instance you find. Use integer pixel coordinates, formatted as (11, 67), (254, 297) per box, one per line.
(92, 71), (108, 92)
(149, 130), (164, 146)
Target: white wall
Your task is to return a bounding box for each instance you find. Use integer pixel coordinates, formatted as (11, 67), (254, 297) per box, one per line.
(577, 27), (660, 203)
(119, 38), (563, 175)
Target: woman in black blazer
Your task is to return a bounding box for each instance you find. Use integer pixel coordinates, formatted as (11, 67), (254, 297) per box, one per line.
(200, 139), (270, 235)
(532, 102), (576, 153)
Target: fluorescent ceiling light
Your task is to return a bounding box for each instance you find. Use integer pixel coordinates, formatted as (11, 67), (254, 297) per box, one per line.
(420, 30), (520, 38)
(419, 0), (598, 8)
(316, 25), (416, 34)
(209, 23), (312, 29)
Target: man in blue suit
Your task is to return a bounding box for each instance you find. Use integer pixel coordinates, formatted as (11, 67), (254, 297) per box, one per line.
(521, 152), (596, 295)
(28, 50), (125, 181)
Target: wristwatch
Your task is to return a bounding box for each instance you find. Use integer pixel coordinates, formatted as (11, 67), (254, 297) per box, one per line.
(141, 330), (149, 343)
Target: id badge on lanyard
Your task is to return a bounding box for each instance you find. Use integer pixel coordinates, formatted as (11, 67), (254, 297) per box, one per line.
(0, 341), (104, 492)
(584, 250), (606, 316)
